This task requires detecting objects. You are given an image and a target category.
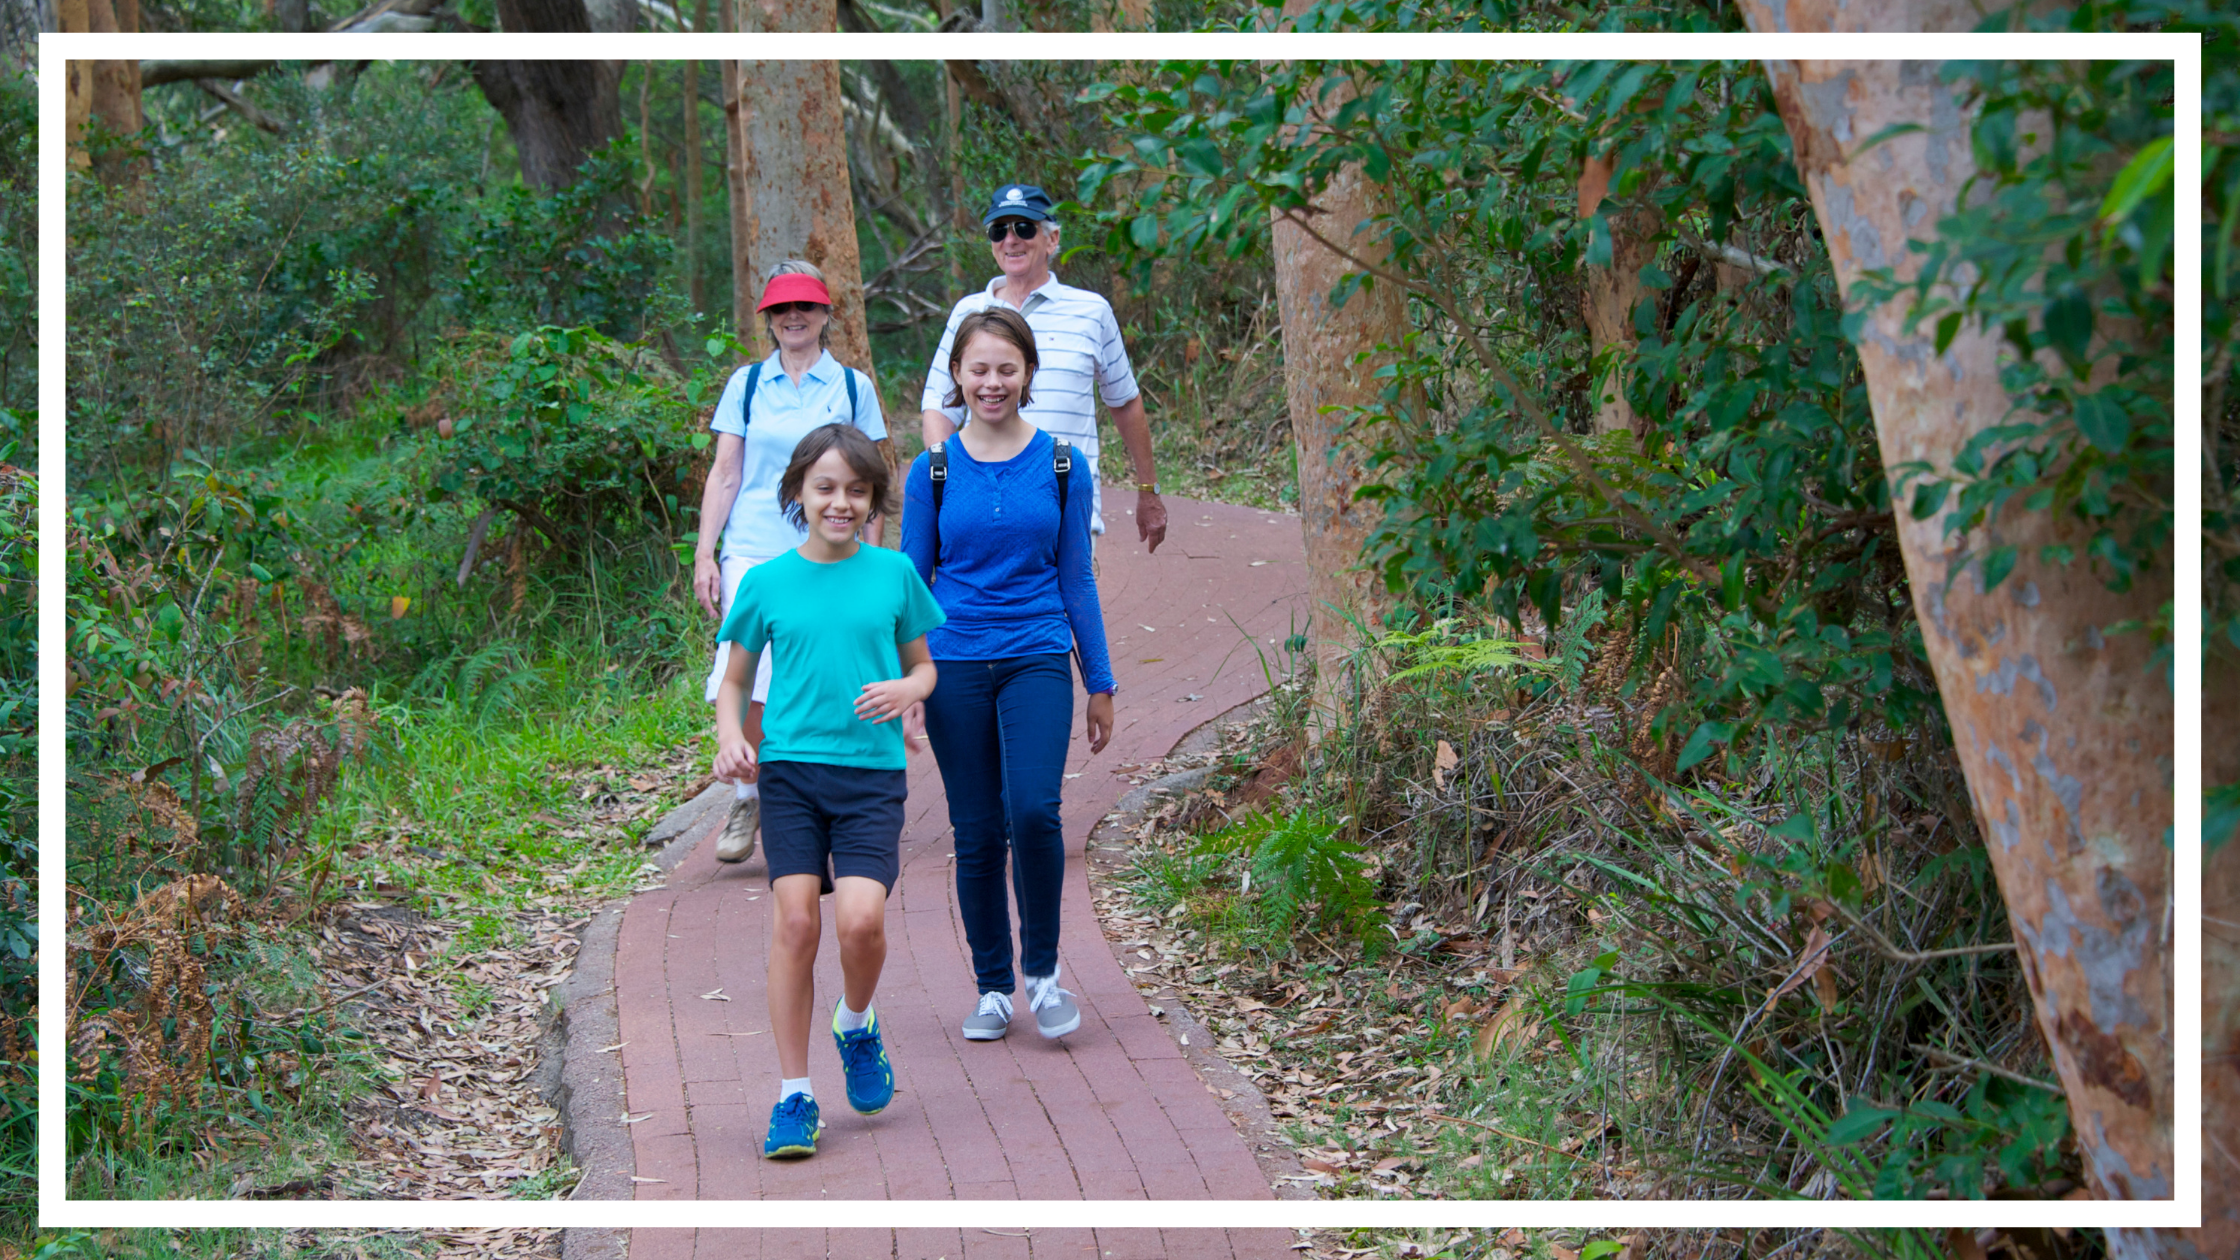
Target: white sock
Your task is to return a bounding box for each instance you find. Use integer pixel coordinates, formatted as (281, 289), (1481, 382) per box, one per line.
(735, 781), (759, 802)
(779, 1076), (813, 1103)
(834, 999), (871, 1033)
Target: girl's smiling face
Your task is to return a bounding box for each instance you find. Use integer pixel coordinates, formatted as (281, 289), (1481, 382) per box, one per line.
(957, 329), (1030, 424)
(797, 447), (872, 550)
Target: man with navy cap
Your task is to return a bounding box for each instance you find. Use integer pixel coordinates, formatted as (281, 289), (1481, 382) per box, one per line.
(920, 183), (1168, 553)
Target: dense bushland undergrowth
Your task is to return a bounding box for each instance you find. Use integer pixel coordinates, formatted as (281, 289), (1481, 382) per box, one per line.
(1, 60), (36, 1240)
(1087, 18), (2178, 1208)
(53, 3), (2206, 1230)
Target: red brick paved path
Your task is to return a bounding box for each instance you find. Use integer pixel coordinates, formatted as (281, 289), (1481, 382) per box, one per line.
(612, 497), (1309, 1254)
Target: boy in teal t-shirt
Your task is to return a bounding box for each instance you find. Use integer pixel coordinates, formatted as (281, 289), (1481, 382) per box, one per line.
(713, 424), (943, 1160)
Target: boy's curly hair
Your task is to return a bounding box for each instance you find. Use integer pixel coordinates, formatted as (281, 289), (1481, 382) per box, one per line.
(780, 423), (891, 530)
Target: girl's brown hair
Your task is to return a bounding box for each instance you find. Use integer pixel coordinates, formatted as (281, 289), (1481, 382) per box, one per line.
(942, 308), (1037, 410)
(779, 423), (891, 530)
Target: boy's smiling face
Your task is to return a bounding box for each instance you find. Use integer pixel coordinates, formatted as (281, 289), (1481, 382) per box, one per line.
(799, 447), (873, 551)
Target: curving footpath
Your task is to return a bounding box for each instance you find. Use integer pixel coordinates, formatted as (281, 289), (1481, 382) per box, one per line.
(571, 496), (1312, 1258)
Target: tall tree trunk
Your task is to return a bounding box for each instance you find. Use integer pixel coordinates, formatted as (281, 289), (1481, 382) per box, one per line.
(1577, 152), (1659, 439)
(943, 55), (967, 297)
(59, 0), (143, 184)
(723, 0), (893, 515)
(683, 49), (705, 316)
(1268, 33), (1403, 737)
(721, 57), (754, 344)
(471, 0), (622, 192)
(637, 62), (656, 218)
(1747, 44), (2178, 1220)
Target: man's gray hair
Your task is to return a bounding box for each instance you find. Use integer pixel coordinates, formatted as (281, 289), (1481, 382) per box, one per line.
(761, 257), (832, 351)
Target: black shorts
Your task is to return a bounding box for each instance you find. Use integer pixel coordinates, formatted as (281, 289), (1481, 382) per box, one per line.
(757, 760), (906, 892)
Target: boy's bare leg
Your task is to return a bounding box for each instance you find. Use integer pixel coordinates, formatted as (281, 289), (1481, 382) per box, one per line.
(767, 873), (825, 1078)
(831, 876), (888, 1014)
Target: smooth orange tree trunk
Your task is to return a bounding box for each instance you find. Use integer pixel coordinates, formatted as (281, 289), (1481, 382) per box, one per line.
(721, 11), (892, 515)
(1268, 36), (1404, 734)
(1577, 152), (1659, 438)
(1747, 45), (2177, 1214)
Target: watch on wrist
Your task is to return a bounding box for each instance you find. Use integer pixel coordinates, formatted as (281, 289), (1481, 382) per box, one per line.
(1136, 482), (1159, 494)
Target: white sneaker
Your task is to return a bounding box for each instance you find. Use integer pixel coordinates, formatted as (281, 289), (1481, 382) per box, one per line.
(1024, 968), (1081, 1039)
(716, 797), (758, 863)
(962, 990), (1012, 1040)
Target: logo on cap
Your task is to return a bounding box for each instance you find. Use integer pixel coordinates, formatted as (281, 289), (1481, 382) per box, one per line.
(1004, 187), (1025, 204)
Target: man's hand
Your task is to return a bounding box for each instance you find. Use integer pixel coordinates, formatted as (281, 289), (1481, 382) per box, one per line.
(714, 734), (758, 784)
(693, 553), (725, 620)
(1136, 490), (1168, 554)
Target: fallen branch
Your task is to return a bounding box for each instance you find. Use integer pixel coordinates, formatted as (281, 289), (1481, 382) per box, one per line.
(194, 78), (289, 137)
(1910, 1044), (2062, 1094)
(1825, 898), (2017, 964)
(1422, 1111), (1598, 1163)
(1679, 231), (1789, 278)
(139, 59), (277, 88)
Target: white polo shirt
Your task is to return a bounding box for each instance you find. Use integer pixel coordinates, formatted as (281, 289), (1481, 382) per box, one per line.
(921, 273), (1140, 534)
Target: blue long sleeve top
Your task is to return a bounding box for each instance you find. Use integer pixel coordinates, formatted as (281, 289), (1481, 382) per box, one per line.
(900, 428), (1116, 695)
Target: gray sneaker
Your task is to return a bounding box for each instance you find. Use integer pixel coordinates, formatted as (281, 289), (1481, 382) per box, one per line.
(716, 796), (758, 863)
(962, 990), (1012, 1041)
(1025, 968), (1081, 1039)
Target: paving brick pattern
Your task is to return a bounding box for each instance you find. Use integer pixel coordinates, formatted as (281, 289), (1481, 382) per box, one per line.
(611, 498), (1308, 1252)
(621, 1228), (1300, 1259)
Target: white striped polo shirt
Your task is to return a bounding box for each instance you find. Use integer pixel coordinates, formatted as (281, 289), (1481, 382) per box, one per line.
(921, 274), (1141, 533)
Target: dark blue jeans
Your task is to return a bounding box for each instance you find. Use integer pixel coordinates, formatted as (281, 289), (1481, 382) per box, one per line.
(922, 652), (1074, 995)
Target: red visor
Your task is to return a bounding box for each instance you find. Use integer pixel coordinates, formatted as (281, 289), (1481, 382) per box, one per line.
(757, 273), (834, 311)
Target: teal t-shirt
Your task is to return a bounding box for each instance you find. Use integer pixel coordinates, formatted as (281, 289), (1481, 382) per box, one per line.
(716, 545), (946, 771)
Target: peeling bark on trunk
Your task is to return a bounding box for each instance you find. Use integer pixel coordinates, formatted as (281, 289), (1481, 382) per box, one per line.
(1747, 46), (2175, 1211)
(1269, 34), (1403, 735)
(1577, 152), (1660, 438)
(60, 0), (143, 184)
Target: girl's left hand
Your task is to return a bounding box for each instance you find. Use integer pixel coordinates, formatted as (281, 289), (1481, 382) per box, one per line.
(856, 678), (918, 724)
(1085, 691), (1114, 754)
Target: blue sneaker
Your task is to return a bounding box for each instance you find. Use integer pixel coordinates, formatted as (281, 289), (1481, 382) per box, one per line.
(832, 1004), (896, 1115)
(763, 1092), (822, 1158)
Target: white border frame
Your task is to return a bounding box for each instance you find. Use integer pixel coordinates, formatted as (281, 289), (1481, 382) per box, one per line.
(36, 28), (2203, 1232)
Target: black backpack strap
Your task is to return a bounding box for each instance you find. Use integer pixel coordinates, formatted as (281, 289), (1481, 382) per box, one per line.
(928, 441), (947, 565)
(739, 361), (762, 431)
(1052, 440), (1072, 521)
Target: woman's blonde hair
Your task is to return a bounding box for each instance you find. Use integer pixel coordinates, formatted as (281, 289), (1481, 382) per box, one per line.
(762, 259), (832, 351)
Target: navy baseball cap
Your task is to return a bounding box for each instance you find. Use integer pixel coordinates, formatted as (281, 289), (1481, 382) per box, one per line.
(982, 183), (1055, 225)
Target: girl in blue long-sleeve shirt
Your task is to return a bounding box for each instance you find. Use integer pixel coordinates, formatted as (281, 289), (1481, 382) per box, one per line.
(901, 307), (1115, 1042)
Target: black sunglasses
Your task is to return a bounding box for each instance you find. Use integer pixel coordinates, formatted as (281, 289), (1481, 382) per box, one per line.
(987, 220), (1042, 242)
(766, 301), (823, 315)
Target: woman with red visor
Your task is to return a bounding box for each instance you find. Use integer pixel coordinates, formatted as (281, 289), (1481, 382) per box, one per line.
(690, 261), (891, 865)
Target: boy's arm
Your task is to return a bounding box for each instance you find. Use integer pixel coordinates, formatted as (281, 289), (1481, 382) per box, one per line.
(713, 644), (760, 782)
(854, 636), (936, 725)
